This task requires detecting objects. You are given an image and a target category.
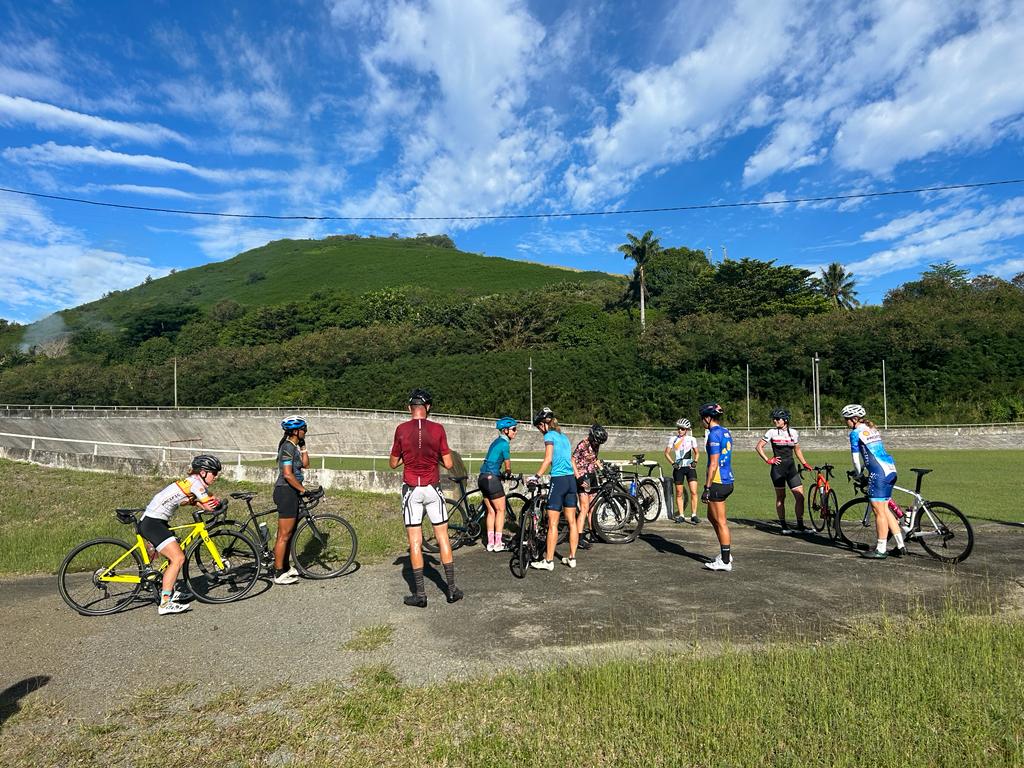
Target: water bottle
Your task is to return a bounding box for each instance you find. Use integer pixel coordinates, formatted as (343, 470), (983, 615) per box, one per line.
(629, 477), (637, 497)
(257, 521), (270, 545)
(887, 499), (904, 519)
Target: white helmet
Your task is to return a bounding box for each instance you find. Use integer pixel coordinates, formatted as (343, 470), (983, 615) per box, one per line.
(841, 403), (866, 419)
(675, 418), (691, 429)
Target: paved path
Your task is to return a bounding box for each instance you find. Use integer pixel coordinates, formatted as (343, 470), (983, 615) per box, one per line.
(2, 520), (1022, 716)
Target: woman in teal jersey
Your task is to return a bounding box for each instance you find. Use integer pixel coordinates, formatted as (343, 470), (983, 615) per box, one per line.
(479, 417), (517, 552)
(529, 407), (580, 571)
(699, 402), (735, 572)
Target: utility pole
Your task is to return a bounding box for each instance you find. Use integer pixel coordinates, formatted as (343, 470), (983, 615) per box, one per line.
(882, 359), (888, 429)
(528, 356), (534, 418)
(811, 354), (821, 431)
(173, 356), (178, 408)
(746, 363), (750, 430)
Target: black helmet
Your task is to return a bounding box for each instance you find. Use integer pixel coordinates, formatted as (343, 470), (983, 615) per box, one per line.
(698, 402), (724, 420)
(190, 454), (222, 474)
(532, 406), (554, 426)
(770, 408), (791, 422)
(408, 388), (432, 406)
(588, 424), (608, 445)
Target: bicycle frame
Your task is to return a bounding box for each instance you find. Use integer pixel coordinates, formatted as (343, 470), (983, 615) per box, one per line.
(96, 518), (223, 586)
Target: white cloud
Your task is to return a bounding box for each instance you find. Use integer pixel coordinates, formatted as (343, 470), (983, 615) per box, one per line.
(0, 198), (163, 319)
(566, 0), (802, 206)
(834, 4), (1024, 173)
(0, 93), (187, 145)
(79, 183), (206, 200)
(850, 196), (1024, 280)
(3, 142), (282, 184)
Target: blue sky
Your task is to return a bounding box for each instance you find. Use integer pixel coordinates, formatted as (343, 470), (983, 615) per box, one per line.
(1, 0), (1023, 323)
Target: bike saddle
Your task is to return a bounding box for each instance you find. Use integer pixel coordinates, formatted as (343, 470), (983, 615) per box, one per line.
(448, 475), (468, 482)
(909, 468), (933, 476)
(229, 491), (257, 500)
(115, 508), (143, 524)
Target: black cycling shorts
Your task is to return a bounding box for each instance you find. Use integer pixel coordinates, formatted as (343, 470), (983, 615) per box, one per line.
(770, 463), (803, 489)
(139, 516), (176, 551)
(576, 472), (599, 493)
(274, 484), (302, 519)
(673, 466), (697, 484)
(477, 473), (506, 501)
(706, 482), (734, 502)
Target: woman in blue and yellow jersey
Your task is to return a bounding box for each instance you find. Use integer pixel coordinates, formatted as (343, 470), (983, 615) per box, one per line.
(479, 417), (517, 553)
(699, 403), (735, 572)
(529, 407), (580, 571)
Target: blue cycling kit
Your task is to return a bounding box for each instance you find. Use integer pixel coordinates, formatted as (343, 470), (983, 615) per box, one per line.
(544, 430), (574, 477)
(480, 434), (510, 475)
(849, 423), (897, 500)
(706, 425), (735, 484)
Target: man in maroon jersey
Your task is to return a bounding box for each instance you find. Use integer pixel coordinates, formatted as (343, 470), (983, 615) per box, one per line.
(389, 388), (461, 607)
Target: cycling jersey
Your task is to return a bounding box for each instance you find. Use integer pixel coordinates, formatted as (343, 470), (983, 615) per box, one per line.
(479, 435), (510, 475)
(390, 418), (451, 486)
(142, 475), (212, 522)
(666, 433), (698, 466)
(849, 424), (896, 478)
(706, 425), (735, 484)
(544, 430), (574, 477)
(275, 441), (304, 486)
(761, 427), (800, 464)
(572, 439), (599, 476)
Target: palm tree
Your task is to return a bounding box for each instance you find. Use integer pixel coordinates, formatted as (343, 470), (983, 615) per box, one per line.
(815, 262), (860, 309)
(618, 230), (662, 330)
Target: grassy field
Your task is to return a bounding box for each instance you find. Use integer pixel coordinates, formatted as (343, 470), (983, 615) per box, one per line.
(1, 449), (1019, 575)
(2, 608), (1021, 767)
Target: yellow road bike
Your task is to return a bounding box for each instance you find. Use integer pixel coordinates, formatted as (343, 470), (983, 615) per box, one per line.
(57, 506), (263, 616)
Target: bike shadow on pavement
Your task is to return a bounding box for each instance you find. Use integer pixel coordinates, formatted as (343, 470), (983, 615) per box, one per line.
(392, 553), (449, 594)
(637, 533), (711, 564)
(0, 675), (50, 731)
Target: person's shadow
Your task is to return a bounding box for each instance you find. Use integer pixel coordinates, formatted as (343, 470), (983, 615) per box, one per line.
(392, 553), (448, 594)
(638, 532), (711, 563)
(0, 676), (50, 731)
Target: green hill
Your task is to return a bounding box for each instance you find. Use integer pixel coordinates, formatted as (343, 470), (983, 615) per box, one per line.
(65, 235), (618, 326)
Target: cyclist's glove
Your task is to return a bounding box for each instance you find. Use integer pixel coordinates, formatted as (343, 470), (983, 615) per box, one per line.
(700, 486), (710, 504)
(298, 437), (306, 448)
(767, 456), (782, 465)
(802, 463), (812, 471)
(500, 471), (513, 481)
(527, 474), (541, 487)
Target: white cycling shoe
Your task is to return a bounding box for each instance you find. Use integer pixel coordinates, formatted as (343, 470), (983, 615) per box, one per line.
(158, 600), (192, 615)
(703, 555), (733, 572)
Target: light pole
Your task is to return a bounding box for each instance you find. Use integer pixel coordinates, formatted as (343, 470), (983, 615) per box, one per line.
(882, 358), (888, 429)
(528, 356), (534, 418)
(746, 363), (750, 430)
(173, 356), (178, 408)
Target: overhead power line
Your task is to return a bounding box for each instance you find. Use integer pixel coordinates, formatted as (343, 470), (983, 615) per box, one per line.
(1, 179), (1023, 222)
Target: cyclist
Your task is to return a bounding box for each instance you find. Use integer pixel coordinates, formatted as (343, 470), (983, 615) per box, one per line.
(480, 416), (518, 552)
(529, 407), (580, 570)
(572, 424), (607, 550)
(842, 404), (906, 559)
(390, 388), (462, 606)
(138, 454), (223, 615)
(699, 403), (735, 572)
(665, 417), (700, 525)
(272, 415), (310, 586)
(755, 408), (814, 534)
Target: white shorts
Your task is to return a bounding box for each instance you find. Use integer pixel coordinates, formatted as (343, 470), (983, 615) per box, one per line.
(402, 483), (448, 527)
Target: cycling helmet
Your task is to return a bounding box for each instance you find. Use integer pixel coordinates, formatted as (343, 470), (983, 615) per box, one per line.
(675, 418), (691, 429)
(281, 415), (307, 431)
(841, 403), (867, 420)
(408, 388), (433, 406)
(532, 406), (555, 426)
(698, 402), (724, 419)
(190, 454), (222, 474)
(588, 424), (608, 445)
(770, 408), (791, 422)
(496, 416), (518, 430)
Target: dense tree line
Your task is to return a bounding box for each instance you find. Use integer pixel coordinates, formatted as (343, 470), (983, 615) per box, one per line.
(2, 247), (1022, 425)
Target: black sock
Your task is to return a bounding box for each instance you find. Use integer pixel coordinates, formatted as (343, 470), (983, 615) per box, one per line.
(413, 567), (425, 597)
(275, 567), (287, 577)
(721, 545), (731, 564)
(443, 562), (456, 590)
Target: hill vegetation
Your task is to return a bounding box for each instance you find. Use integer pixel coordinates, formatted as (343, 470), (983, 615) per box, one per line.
(2, 234), (1023, 425)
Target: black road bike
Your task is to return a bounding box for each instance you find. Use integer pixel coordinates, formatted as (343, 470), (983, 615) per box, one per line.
(422, 474), (528, 553)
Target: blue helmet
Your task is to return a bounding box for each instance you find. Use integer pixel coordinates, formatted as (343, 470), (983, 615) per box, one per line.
(496, 417), (517, 430)
(281, 415), (307, 431)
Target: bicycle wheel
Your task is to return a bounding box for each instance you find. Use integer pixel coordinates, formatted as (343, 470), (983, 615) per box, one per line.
(183, 529), (262, 603)
(57, 538), (145, 616)
(291, 513), (358, 578)
(835, 497), (880, 551)
(806, 484), (824, 532)
(503, 492), (528, 546)
(638, 478), (662, 523)
(592, 491), (643, 544)
(512, 502), (537, 579)
(824, 489), (839, 541)
(914, 501), (974, 563)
